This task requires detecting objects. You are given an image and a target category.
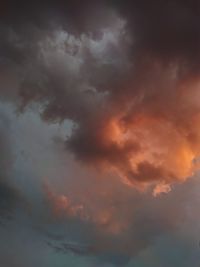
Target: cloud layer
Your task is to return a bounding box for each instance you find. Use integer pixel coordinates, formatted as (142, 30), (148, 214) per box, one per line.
(1, 1), (200, 193)
(0, 1), (200, 266)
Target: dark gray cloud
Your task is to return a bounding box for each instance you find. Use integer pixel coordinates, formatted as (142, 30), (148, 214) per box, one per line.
(0, 109), (23, 224)
(0, 0), (199, 191)
(0, 1), (200, 266)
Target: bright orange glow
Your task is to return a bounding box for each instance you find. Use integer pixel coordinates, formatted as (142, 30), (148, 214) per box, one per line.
(97, 99), (200, 194)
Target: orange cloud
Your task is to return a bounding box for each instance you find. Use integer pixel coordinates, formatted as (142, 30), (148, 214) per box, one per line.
(43, 182), (128, 235)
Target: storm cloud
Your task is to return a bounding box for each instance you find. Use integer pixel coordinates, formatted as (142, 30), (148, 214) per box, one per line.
(0, 1), (200, 193)
(0, 1), (200, 266)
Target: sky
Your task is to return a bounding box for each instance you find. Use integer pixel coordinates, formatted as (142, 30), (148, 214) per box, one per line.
(0, 1), (200, 266)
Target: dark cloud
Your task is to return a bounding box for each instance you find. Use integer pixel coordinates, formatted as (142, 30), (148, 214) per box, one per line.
(0, 110), (24, 224)
(0, 3), (200, 265)
(1, 0), (200, 61)
(0, 0), (200, 191)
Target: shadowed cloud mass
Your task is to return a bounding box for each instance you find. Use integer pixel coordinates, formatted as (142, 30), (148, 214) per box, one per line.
(0, 1), (200, 266)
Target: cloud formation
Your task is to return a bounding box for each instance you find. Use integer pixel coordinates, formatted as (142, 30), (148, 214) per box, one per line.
(1, 1), (200, 194)
(42, 175), (199, 266)
(0, 2), (200, 265)
(0, 109), (23, 224)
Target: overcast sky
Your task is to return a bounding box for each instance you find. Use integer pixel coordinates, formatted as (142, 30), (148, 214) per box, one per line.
(1, 1), (200, 266)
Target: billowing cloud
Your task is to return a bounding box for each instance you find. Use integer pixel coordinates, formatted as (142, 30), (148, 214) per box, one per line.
(0, 2), (200, 266)
(1, 1), (200, 193)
